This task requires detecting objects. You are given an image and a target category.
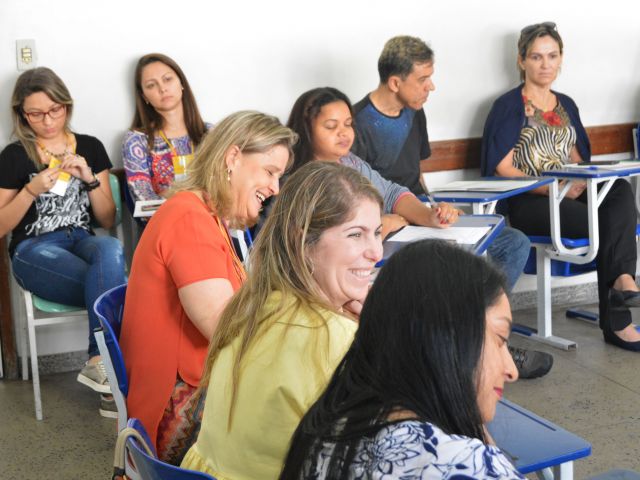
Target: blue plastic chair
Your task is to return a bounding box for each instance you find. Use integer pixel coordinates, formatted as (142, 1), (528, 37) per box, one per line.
(93, 283), (129, 431)
(122, 418), (216, 480)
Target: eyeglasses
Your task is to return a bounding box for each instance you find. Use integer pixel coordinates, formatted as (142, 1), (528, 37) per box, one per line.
(521, 22), (557, 36)
(23, 104), (66, 123)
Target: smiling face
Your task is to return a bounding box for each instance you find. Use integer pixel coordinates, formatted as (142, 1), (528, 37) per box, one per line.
(22, 91), (67, 141)
(310, 100), (355, 162)
(307, 199), (383, 309)
(393, 61), (435, 110)
(226, 144), (289, 226)
(476, 293), (518, 423)
(519, 35), (562, 88)
(140, 61), (184, 113)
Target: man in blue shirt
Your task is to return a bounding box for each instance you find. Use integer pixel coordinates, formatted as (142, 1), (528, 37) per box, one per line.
(353, 35), (552, 379)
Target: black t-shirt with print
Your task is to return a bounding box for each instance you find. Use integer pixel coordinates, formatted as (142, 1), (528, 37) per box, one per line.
(0, 134), (112, 256)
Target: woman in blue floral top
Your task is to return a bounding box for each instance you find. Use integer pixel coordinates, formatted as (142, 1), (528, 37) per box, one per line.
(279, 240), (522, 479)
(122, 53), (209, 203)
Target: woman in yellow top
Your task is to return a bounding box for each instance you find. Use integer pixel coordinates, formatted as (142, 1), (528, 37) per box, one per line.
(181, 161), (384, 479)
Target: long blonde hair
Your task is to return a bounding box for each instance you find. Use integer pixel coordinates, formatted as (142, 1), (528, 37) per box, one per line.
(11, 67), (74, 166)
(173, 110), (297, 221)
(199, 162), (383, 424)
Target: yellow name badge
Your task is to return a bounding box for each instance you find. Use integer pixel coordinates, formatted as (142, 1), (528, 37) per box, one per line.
(172, 153), (194, 179)
(48, 158), (71, 196)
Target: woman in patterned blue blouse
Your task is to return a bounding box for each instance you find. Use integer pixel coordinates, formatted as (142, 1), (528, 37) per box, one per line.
(280, 240), (522, 479)
(122, 53), (209, 203)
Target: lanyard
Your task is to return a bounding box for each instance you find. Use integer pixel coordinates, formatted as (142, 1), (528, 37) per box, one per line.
(159, 130), (194, 177)
(213, 215), (247, 284)
(158, 130), (194, 159)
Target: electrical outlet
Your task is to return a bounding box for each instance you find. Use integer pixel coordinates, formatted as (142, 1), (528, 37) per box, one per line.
(16, 39), (37, 71)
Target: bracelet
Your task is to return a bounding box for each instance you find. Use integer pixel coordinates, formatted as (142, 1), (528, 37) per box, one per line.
(82, 173), (101, 192)
(24, 184), (38, 198)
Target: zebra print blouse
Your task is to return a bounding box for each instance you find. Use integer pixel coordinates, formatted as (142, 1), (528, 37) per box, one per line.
(512, 97), (576, 176)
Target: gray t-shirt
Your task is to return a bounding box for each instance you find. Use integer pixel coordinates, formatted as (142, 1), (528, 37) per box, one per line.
(339, 152), (412, 214)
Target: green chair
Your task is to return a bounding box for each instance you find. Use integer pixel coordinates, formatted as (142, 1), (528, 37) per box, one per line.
(13, 173), (122, 420)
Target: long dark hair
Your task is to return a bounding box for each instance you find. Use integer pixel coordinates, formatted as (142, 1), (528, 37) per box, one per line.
(130, 53), (207, 149)
(280, 240), (507, 479)
(286, 87), (353, 173)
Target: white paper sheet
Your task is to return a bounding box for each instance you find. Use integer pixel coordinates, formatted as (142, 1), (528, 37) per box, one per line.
(389, 225), (491, 245)
(588, 161), (640, 170)
(133, 199), (165, 217)
(428, 179), (539, 192)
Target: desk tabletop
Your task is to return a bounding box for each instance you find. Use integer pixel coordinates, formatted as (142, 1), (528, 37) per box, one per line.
(380, 214), (504, 265)
(542, 162), (640, 179)
(431, 177), (553, 203)
(488, 399), (591, 474)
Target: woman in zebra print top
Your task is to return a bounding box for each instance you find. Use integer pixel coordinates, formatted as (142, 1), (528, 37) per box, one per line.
(481, 22), (640, 352)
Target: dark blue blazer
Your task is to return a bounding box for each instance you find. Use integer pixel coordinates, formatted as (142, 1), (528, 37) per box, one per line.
(480, 85), (591, 176)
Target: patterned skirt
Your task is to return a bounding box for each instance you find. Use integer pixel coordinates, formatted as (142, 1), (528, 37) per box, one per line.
(156, 378), (206, 465)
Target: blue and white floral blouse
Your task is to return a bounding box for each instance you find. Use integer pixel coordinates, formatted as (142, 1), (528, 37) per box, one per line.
(306, 420), (524, 479)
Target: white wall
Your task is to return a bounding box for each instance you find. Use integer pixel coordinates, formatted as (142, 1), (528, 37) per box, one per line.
(1, 0), (640, 162)
(2, 0), (640, 355)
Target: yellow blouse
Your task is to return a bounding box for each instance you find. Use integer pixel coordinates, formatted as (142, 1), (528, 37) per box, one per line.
(181, 291), (357, 479)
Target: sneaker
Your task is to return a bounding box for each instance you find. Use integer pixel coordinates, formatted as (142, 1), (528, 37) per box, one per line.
(77, 361), (111, 394)
(509, 346), (553, 379)
(99, 395), (118, 419)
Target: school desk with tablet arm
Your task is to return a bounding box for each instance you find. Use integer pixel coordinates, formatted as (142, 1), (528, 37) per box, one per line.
(488, 399), (591, 480)
(425, 176), (555, 214)
(522, 161), (640, 349)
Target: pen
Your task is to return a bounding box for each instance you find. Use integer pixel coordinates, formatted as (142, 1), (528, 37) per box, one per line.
(419, 178), (439, 209)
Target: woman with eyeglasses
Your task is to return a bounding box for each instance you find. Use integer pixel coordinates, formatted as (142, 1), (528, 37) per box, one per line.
(0, 67), (126, 415)
(481, 22), (640, 351)
(122, 53), (210, 204)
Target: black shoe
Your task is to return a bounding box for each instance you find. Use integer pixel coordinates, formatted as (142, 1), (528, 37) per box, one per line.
(508, 346), (553, 379)
(603, 329), (640, 351)
(610, 289), (640, 309)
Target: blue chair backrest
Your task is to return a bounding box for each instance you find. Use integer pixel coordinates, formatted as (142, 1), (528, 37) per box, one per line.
(93, 283), (129, 397)
(126, 418), (216, 479)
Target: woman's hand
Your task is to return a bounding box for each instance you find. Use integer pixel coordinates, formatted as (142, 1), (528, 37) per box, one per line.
(429, 202), (461, 228)
(343, 299), (364, 319)
(61, 153), (94, 183)
(28, 167), (60, 195)
(563, 180), (586, 200)
(381, 213), (409, 239)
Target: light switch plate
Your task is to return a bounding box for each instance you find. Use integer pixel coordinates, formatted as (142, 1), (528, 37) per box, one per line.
(16, 39), (37, 71)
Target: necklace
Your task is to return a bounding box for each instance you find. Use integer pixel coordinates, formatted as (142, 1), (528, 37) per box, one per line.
(37, 134), (74, 164)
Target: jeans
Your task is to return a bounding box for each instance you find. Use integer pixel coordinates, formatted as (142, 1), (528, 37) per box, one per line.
(487, 226), (531, 293)
(12, 228), (126, 358)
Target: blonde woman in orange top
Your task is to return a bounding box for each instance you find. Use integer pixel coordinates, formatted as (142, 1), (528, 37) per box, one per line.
(120, 111), (297, 464)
